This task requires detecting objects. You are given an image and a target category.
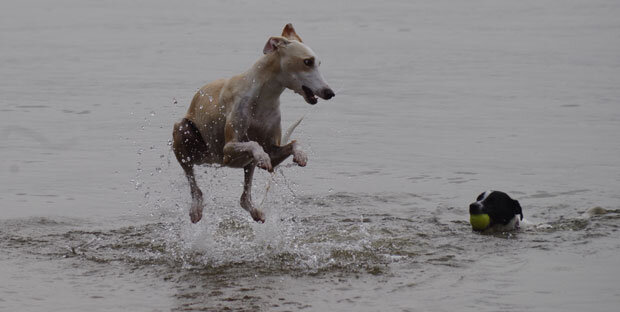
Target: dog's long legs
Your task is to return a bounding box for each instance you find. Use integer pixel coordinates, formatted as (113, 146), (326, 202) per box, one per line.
(172, 118), (207, 223)
(267, 140), (307, 168)
(237, 142), (306, 223)
(183, 166), (204, 223)
(240, 164), (265, 222)
(223, 141), (272, 171)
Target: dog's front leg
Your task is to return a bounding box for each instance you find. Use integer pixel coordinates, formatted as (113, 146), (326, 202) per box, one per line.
(222, 96), (271, 222)
(267, 140), (307, 168)
(222, 96), (272, 171)
(223, 141), (272, 171)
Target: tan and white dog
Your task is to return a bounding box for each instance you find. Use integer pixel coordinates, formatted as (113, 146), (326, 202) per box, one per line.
(172, 24), (334, 223)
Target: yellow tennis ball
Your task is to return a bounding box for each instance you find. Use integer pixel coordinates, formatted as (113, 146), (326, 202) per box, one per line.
(470, 213), (490, 231)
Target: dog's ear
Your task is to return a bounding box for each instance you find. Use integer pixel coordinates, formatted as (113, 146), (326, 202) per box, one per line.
(263, 36), (290, 54)
(513, 199), (523, 221)
(281, 23), (303, 42)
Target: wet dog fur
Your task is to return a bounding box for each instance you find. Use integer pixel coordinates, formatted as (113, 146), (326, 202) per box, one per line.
(172, 24), (334, 223)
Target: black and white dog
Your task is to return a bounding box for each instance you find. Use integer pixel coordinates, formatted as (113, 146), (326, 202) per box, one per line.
(469, 190), (523, 232)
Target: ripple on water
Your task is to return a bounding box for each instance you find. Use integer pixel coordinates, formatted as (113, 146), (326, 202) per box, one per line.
(3, 200), (616, 272)
(1, 195), (619, 310)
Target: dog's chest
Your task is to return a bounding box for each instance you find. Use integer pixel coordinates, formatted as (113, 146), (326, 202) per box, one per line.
(250, 99), (281, 126)
(242, 101), (281, 143)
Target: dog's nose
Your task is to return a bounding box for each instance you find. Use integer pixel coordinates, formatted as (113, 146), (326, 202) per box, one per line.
(469, 203), (482, 214)
(322, 88), (335, 100)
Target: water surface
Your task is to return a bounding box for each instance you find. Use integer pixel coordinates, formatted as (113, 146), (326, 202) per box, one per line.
(1, 0), (620, 311)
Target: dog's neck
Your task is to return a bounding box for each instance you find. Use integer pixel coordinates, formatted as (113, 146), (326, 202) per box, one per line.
(244, 53), (286, 105)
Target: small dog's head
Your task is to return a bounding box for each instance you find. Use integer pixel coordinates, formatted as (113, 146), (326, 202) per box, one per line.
(469, 190), (523, 232)
(263, 24), (334, 105)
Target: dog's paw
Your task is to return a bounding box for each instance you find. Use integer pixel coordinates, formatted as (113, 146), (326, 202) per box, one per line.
(250, 209), (265, 223)
(292, 144), (307, 167)
(254, 151), (272, 171)
(189, 200), (203, 223)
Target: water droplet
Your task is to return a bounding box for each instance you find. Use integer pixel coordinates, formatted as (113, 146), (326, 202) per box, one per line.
(149, 111), (155, 116)
(172, 98), (178, 105)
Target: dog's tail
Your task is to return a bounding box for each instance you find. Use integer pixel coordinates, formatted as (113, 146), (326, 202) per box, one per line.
(282, 115), (305, 143)
(260, 115), (305, 208)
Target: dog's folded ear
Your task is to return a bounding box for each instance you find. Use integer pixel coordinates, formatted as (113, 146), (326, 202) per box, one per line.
(281, 23), (303, 42)
(513, 199), (523, 220)
(263, 36), (290, 54)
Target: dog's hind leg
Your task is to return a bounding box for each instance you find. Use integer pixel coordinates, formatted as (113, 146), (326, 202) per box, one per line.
(172, 118), (208, 223)
(240, 164), (265, 222)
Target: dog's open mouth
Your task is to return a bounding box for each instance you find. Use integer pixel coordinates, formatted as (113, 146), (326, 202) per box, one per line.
(302, 86), (318, 105)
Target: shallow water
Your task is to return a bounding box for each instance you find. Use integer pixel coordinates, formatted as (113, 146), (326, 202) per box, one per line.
(2, 0), (620, 311)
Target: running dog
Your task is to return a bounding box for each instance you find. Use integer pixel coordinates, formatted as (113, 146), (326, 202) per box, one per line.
(172, 24), (334, 223)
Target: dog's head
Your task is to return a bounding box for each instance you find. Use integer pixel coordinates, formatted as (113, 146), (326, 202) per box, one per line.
(263, 24), (334, 105)
(469, 190), (523, 231)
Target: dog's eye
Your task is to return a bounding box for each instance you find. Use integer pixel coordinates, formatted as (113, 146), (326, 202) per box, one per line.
(303, 58), (314, 67)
